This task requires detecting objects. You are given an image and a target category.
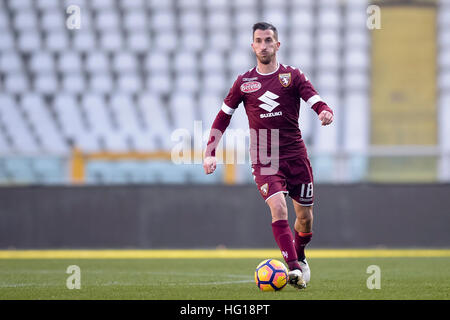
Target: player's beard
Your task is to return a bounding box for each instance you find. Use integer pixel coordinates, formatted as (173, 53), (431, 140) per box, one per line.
(257, 51), (275, 65)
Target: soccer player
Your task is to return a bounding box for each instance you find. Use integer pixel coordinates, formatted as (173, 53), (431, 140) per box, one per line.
(203, 22), (334, 289)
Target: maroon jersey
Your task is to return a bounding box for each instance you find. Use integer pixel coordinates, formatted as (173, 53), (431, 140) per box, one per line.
(220, 63), (330, 164)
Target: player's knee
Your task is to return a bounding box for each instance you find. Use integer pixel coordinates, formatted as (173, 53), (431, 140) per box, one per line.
(268, 200), (288, 221)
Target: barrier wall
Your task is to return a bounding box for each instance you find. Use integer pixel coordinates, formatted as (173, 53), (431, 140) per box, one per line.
(0, 184), (449, 249)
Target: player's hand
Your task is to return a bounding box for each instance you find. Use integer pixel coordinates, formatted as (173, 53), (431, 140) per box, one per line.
(318, 110), (333, 126)
(203, 156), (217, 175)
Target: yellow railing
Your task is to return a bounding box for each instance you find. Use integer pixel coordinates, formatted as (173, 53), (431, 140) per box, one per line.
(70, 148), (237, 185)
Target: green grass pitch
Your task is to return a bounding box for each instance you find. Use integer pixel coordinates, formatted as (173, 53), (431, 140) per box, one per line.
(0, 250), (449, 300)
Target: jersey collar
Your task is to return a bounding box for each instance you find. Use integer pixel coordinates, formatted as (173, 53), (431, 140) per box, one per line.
(255, 62), (280, 76)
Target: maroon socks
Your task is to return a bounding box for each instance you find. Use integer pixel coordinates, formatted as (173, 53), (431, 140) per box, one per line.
(271, 220), (301, 271)
(295, 231), (313, 261)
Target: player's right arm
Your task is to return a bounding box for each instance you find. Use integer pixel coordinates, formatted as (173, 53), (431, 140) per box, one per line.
(203, 77), (243, 175)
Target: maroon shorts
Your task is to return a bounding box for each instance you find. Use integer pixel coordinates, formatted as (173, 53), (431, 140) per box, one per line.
(251, 157), (314, 206)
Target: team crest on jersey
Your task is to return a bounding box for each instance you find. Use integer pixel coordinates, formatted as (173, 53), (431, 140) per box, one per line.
(260, 183), (269, 196)
(240, 81), (261, 93)
(279, 73), (291, 87)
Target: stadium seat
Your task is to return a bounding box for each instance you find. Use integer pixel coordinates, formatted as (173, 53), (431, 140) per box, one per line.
(290, 9), (314, 31)
(0, 131), (11, 154)
(148, 0), (174, 9)
(234, 10), (258, 31)
(0, 10), (10, 30)
(342, 92), (369, 152)
(439, 70), (450, 91)
(123, 10), (147, 31)
(116, 73), (142, 94)
(62, 73), (86, 94)
(20, 93), (68, 154)
(205, 0), (228, 10)
(90, 0), (116, 11)
(201, 51), (226, 73)
(262, 9), (289, 32)
(229, 51), (254, 74)
(344, 30), (370, 49)
(127, 32), (151, 53)
(86, 52), (110, 73)
(207, 32), (232, 52)
(231, 0), (257, 9)
(316, 71), (340, 91)
(89, 72), (114, 93)
(5, 74), (29, 93)
(41, 9), (65, 31)
(202, 73), (227, 94)
(0, 32), (14, 51)
(207, 11), (231, 31)
(110, 93), (142, 134)
(317, 51), (340, 70)
(45, 31), (70, 52)
(0, 94), (38, 154)
(145, 52), (170, 73)
(96, 10), (120, 30)
(100, 31), (124, 52)
(58, 51), (82, 73)
(199, 94), (222, 126)
(146, 73), (172, 95)
(151, 9), (176, 31)
(72, 31), (97, 52)
(317, 31), (341, 50)
(175, 73), (200, 94)
(345, 50), (370, 70)
(174, 52), (198, 73)
(170, 93), (198, 132)
(344, 71), (370, 91)
(34, 73), (59, 94)
(17, 30), (42, 52)
(0, 52), (24, 73)
(180, 31), (205, 52)
(113, 52), (138, 73)
(36, 0), (61, 10)
(137, 93), (172, 150)
(153, 31), (178, 52)
(179, 10), (203, 31)
(119, 0), (145, 10)
(13, 10), (38, 31)
(29, 51), (55, 73)
(318, 9), (342, 30)
(53, 93), (88, 141)
(439, 50), (450, 68)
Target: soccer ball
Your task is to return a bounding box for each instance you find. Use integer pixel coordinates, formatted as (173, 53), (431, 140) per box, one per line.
(254, 259), (288, 291)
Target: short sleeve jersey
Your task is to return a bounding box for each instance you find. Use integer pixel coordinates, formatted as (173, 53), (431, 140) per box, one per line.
(221, 63), (323, 164)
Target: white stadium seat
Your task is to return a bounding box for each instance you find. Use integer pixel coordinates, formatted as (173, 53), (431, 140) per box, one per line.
(179, 10), (203, 31)
(145, 52), (170, 73)
(21, 93), (68, 154)
(117, 73), (142, 94)
(201, 51), (226, 73)
(36, 0), (61, 10)
(127, 32), (151, 53)
(202, 73), (227, 94)
(175, 73), (200, 94)
(89, 73), (114, 93)
(90, 0), (115, 11)
(58, 52), (83, 73)
(207, 32), (232, 52)
(170, 93), (198, 133)
(41, 10), (65, 31)
(86, 52), (110, 73)
(0, 94), (38, 154)
(17, 30), (42, 52)
(0, 33), (14, 51)
(5, 74), (29, 93)
(45, 31), (69, 52)
(207, 11), (231, 31)
(34, 73), (59, 94)
(96, 10), (120, 30)
(154, 31), (178, 52)
(113, 52), (138, 73)
(100, 31), (123, 52)
(180, 31), (205, 52)
(72, 31), (96, 52)
(29, 51), (55, 73)
(13, 10), (38, 31)
(146, 73), (172, 95)
(123, 10), (147, 31)
(174, 52), (198, 73)
(0, 52), (23, 73)
(62, 73), (86, 94)
(151, 9), (176, 31)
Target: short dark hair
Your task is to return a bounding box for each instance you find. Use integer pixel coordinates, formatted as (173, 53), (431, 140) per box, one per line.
(252, 22), (278, 40)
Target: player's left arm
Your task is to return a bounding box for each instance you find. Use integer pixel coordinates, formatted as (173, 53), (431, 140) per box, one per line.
(295, 69), (334, 126)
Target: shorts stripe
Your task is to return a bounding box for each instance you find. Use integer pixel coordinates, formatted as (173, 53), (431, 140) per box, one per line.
(264, 190), (289, 202)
